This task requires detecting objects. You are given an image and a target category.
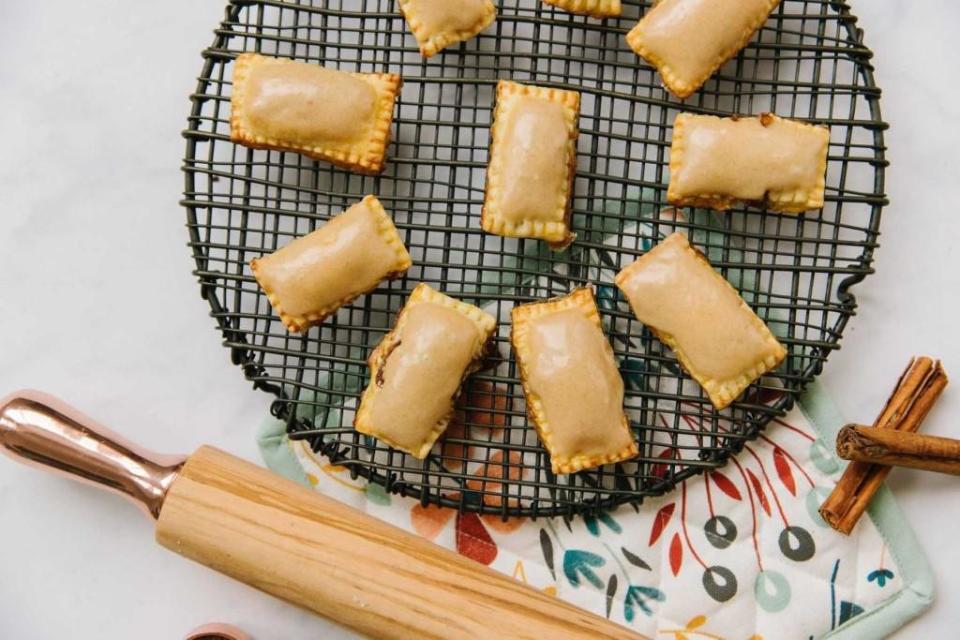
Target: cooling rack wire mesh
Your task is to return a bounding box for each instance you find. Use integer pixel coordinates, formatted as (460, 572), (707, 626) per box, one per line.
(182, 0), (887, 517)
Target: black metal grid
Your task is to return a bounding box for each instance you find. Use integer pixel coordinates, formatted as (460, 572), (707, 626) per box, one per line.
(182, 0), (886, 517)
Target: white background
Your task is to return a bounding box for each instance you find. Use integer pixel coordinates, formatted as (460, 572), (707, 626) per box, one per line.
(1, 1), (957, 638)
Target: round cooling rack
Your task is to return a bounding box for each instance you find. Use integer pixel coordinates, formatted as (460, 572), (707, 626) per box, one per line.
(182, 0), (887, 517)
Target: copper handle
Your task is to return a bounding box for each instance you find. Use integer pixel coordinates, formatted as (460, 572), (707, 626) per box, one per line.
(0, 390), (185, 519)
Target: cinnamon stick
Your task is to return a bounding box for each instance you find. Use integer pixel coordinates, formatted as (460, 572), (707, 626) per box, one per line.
(819, 357), (949, 534)
(837, 425), (960, 476)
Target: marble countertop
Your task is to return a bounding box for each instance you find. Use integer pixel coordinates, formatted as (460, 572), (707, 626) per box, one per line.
(1, 1), (957, 638)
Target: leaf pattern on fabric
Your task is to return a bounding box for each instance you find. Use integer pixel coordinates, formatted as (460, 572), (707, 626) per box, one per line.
(669, 533), (683, 577)
(773, 447), (797, 496)
(779, 526), (816, 562)
(563, 549), (606, 589)
(624, 585), (665, 621)
(747, 468), (772, 517)
(596, 284), (619, 312)
(606, 574), (618, 619)
(710, 471), (742, 501)
(410, 502), (455, 539)
(622, 547), (652, 571)
(456, 512), (497, 565)
(686, 614), (706, 629)
(620, 358), (648, 393)
(585, 511), (622, 537)
(839, 601), (865, 625)
(651, 447), (678, 479)
(365, 482), (391, 505)
(649, 503), (676, 546)
(465, 450), (524, 508)
(539, 528), (555, 580)
(867, 569), (895, 587)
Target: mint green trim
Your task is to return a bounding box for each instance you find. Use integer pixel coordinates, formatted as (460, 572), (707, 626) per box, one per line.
(797, 380), (934, 639)
(256, 413), (312, 489)
(257, 378), (933, 637)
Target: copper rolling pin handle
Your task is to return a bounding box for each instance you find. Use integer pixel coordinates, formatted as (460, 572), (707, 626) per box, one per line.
(0, 390), (185, 520)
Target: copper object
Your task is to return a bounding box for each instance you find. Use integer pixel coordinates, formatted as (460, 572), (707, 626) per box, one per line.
(185, 623), (252, 640)
(0, 390), (185, 519)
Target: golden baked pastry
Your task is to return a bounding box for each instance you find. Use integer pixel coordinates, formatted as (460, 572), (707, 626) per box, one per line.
(668, 112), (830, 213)
(355, 284), (497, 459)
(615, 232), (787, 410)
(626, 0), (781, 98)
(541, 0), (622, 18)
(398, 0), (496, 58)
(512, 288), (638, 474)
(250, 195), (411, 332)
(482, 80), (581, 249)
(230, 53), (401, 174)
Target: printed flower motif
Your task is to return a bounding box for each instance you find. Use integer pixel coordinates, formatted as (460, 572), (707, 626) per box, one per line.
(438, 412), (470, 470)
(410, 500), (522, 565)
(662, 615), (765, 640)
(839, 601), (865, 625)
(408, 377), (526, 565)
(456, 512), (497, 565)
(669, 532), (683, 576)
(651, 447), (680, 480)
(709, 471), (742, 501)
(829, 560), (865, 628)
(465, 450), (524, 509)
(596, 284), (619, 311)
(563, 549), (606, 588)
(809, 438), (841, 475)
(409, 502), (453, 540)
(754, 570), (791, 613)
(648, 502), (675, 545)
(440, 380), (509, 469)
(744, 384), (786, 406)
(409, 445), (527, 564)
(773, 446), (797, 496)
(584, 511), (622, 536)
(623, 585), (665, 621)
(867, 568), (895, 587)
(662, 614), (707, 640)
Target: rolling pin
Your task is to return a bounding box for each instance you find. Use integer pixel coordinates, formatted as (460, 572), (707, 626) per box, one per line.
(0, 391), (643, 640)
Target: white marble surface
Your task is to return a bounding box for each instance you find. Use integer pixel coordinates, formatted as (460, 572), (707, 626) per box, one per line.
(0, 1), (957, 638)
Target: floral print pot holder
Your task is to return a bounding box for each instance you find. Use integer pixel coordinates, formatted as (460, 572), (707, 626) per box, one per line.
(258, 202), (932, 639)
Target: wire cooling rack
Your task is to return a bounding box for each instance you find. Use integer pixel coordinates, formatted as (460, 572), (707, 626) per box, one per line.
(182, 0), (886, 517)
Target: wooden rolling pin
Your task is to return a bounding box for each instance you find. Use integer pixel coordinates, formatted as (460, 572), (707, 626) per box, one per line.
(0, 391), (642, 640)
